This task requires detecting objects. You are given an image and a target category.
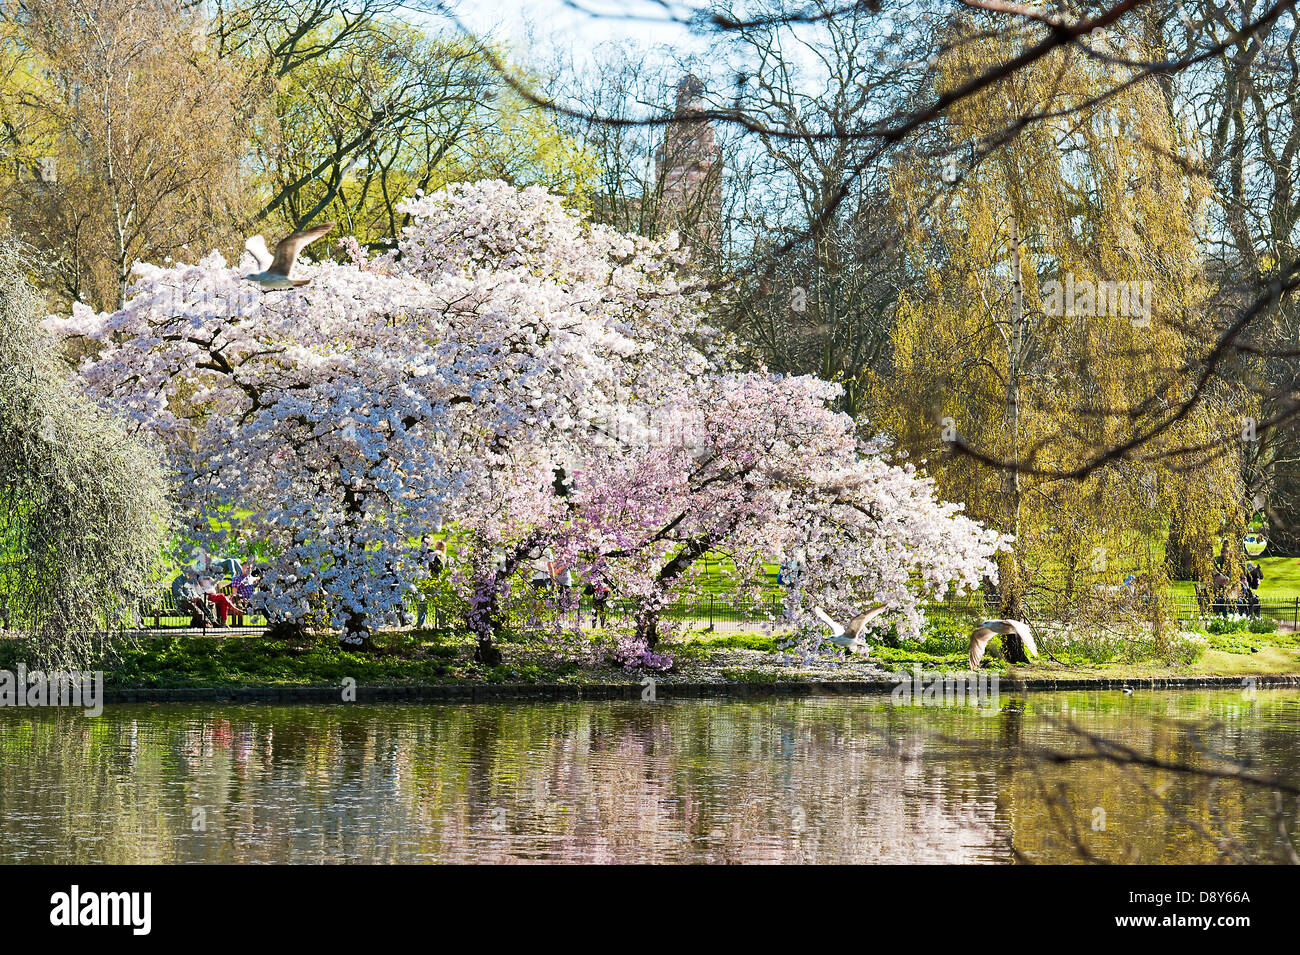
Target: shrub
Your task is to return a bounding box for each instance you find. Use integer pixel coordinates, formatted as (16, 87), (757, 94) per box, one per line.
(1197, 614), (1278, 636)
(0, 242), (170, 668)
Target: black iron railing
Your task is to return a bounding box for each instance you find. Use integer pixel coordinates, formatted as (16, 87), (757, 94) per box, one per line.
(123, 588), (1300, 634)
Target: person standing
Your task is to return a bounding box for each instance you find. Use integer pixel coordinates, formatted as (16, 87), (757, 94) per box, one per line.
(585, 577), (612, 628)
(529, 546), (552, 592)
(551, 556), (574, 601)
(415, 537), (448, 630)
(779, 554), (803, 621)
(1243, 562), (1263, 618)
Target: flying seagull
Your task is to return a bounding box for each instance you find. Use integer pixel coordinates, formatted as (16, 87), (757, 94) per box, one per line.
(243, 222), (336, 290)
(968, 619), (1037, 669)
(812, 604), (887, 655)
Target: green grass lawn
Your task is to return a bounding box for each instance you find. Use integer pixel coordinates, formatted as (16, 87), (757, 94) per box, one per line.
(156, 522), (1300, 610)
(30, 612), (1290, 690)
(1009, 639), (1300, 679)
(76, 631), (466, 689)
(1168, 555), (1300, 600)
(908, 616), (1300, 679)
(114, 537), (1300, 687)
(699, 551), (1300, 605)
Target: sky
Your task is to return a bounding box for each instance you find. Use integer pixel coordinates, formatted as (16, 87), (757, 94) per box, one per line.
(434, 0), (714, 67)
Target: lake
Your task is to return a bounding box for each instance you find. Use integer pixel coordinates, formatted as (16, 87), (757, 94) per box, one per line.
(0, 689), (1297, 863)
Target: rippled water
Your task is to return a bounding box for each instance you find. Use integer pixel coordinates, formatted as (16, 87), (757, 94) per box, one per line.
(0, 690), (1297, 863)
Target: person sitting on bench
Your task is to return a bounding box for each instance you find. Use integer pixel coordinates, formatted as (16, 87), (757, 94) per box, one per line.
(171, 570), (217, 627)
(199, 574), (244, 625)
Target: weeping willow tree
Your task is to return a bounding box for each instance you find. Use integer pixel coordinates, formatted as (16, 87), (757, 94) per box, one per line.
(875, 22), (1247, 659)
(0, 241), (170, 668)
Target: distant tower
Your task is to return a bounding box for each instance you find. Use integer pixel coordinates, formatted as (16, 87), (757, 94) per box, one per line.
(654, 75), (722, 246)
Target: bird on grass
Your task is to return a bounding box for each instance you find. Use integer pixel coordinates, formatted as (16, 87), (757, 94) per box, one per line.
(243, 222), (336, 290)
(812, 604), (887, 655)
(968, 619), (1037, 669)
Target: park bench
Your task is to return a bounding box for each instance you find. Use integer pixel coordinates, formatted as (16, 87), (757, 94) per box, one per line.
(139, 589), (217, 629)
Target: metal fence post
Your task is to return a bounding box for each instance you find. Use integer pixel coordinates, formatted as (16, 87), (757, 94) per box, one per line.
(709, 594), (714, 630)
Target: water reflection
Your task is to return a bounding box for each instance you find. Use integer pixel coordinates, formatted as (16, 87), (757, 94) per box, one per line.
(0, 691), (1296, 863)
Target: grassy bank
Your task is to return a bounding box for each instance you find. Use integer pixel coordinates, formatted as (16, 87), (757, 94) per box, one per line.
(3, 616), (1298, 689)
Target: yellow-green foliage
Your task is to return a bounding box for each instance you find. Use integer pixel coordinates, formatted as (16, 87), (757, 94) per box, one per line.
(875, 25), (1248, 613)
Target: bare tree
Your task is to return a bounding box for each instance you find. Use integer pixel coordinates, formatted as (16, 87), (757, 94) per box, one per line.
(1155, 0), (1300, 553)
(717, 0), (934, 413)
(1, 0), (249, 309)
(551, 43), (734, 258)
(208, 1), (492, 236)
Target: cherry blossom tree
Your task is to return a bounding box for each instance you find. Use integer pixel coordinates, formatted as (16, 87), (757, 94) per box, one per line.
(46, 257), (460, 645)
(47, 180), (714, 650)
(572, 372), (1008, 653)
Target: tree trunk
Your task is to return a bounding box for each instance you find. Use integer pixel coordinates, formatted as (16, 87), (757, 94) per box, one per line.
(1164, 513), (1198, 580)
(636, 537), (713, 648)
(633, 609), (659, 649)
(472, 635), (502, 667)
(339, 485), (373, 650)
(467, 575), (507, 667)
(1000, 212), (1028, 666)
(465, 534), (542, 666)
(996, 550), (1030, 664)
(1003, 632), (1030, 664)
(342, 609), (373, 651)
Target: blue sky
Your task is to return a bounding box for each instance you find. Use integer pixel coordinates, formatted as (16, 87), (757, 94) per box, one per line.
(438, 0), (712, 65)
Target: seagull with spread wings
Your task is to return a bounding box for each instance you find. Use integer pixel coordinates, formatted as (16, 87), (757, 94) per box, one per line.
(967, 619), (1037, 669)
(812, 604), (887, 655)
(243, 222), (336, 290)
